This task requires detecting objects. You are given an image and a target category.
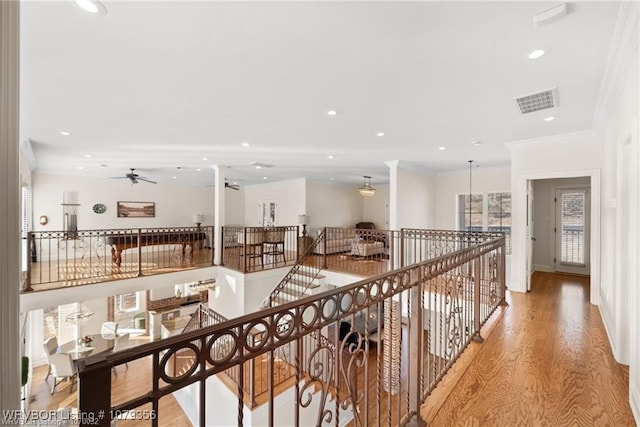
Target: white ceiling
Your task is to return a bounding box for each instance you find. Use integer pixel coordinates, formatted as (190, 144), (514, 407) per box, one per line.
(20, 1), (622, 188)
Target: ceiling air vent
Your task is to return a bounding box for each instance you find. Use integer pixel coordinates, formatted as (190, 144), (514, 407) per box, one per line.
(513, 87), (558, 114)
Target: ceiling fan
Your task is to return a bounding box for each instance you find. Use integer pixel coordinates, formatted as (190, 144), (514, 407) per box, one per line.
(110, 168), (157, 184)
(225, 181), (240, 191)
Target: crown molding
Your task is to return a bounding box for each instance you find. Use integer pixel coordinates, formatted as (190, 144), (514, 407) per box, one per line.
(504, 129), (597, 148)
(592, 1), (639, 134)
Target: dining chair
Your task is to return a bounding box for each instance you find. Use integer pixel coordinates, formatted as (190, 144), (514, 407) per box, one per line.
(101, 321), (119, 339)
(42, 336), (58, 382)
(48, 353), (76, 394)
(263, 227), (286, 264)
(112, 333), (130, 375)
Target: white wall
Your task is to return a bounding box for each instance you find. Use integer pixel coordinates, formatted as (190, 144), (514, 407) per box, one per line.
(306, 180), (363, 235)
(434, 166), (511, 230)
(395, 166), (436, 229)
(362, 184), (389, 229)
(508, 131), (602, 295)
(244, 178), (306, 227)
(532, 177), (591, 272)
(225, 186), (245, 225)
(32, 173), (214, 231)
(596, 5), (639, 416)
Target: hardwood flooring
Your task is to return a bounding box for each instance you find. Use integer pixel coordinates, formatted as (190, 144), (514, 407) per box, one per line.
(27, 272), (636, 426)
(425, 271), (635, 426)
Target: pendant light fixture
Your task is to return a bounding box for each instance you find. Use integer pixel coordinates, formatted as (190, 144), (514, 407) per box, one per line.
(358, 176), (376, 197)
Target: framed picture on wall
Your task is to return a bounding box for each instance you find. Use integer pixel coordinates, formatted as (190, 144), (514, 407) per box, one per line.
(117, 201), (155, 218)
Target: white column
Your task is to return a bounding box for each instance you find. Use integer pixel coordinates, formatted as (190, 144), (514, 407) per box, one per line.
(0, 0), (21, 412)
(385, 160), (399, 230)
(213, 165), (226, 265)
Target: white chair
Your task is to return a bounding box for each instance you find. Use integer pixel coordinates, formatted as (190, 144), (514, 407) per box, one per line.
(101, 321), (119, 339)
(112, 333), (130, 375)
(42, 336), (58, 382)
(48, 353), (76, 394)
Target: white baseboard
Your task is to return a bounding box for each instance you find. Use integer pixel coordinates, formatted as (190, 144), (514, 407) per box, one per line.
(630, 383), (640, 426)
(533, 264), (553, 272)
(599, 305), (621, 362)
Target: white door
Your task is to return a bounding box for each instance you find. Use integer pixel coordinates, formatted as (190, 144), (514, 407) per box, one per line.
(554, 188), (590, 275)
(526, 180), (535, 291)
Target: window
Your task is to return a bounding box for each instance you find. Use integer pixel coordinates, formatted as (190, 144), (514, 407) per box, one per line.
(43, 307), (58, 341)
(115, 292), (139, 313)
(457, 194), (484, 232)
(457, 192), (511, 253)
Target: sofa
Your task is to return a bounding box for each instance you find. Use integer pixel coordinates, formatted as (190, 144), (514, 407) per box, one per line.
(313, 228), (357, 255)
(355, 222), (388, 247)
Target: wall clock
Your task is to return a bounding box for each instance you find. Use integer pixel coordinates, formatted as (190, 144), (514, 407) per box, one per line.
(92, 203), (107, 214)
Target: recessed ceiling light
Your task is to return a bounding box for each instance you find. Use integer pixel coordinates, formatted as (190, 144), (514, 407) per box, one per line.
(172, 176), (177, 179)
(327, 155), (334, 159)
(263, 177), (268, 180)
(330, 178), (334, 180)
(255, 165), (262, 169)
(202, 157), (208, 161)
(438, 146), (446, 151)
(83, 154), (92, 158)
(75, 0), (107, 15)
(472, 141), (484, 146)
(544, 116), (556, 121)
(327, 110), (338, 116)
(59, 131), (71, 136)
(233, 182), (238, 185)
(196, 168), (202, 172)
(528, 49), (546, 59)
(76, 166), (84, 170)
(376, 132), (385, 137)
(241, 142), (250, 147)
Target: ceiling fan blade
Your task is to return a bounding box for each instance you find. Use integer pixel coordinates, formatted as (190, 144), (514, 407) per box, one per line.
(225, 182), (240, 190)
(137, 177), (157, 184)
(108, 176), (129, 179)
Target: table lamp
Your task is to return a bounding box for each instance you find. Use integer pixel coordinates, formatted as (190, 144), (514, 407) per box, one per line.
(297, 214), (309, 237)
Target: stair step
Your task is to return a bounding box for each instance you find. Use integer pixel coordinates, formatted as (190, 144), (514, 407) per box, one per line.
(293, 270), (325, 280)
(288, 278), (320, 289)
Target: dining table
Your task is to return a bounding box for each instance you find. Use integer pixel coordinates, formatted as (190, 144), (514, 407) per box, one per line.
(58, 334), (115, 361)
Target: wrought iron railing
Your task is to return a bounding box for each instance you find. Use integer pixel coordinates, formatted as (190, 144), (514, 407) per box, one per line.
(221, 226), (300, 273)
(265, 228), (504, 308)
(181, 304), (228, 334)
(24, 226), (214, 292)
(77, 232), (506, 427)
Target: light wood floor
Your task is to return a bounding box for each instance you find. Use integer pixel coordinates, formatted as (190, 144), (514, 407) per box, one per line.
(28, 272), (636, 426)
(425, 271), (636, 426)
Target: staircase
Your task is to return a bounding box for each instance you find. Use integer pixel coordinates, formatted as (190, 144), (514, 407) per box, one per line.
(264, 229), (330, 308)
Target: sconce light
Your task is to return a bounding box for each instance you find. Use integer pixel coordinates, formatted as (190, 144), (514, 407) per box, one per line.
(39, 215), (48, 226)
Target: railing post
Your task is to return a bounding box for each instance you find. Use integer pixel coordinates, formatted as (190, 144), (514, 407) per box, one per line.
(24, 232), (33, 292)
(243, 228), (248, 273)
(321, 227), (327, 269)
(472, 249), (484, 343)
(408, 267), (426, 426)
(249, 355), (257, 408)
(211, 226), (216, 266)
(78, 361), (112, 426)
(500, 237), (508, 307)
(136, 228), (143, 277)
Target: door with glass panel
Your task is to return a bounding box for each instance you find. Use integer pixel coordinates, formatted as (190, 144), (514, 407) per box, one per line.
(555, 189), (590, 275)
